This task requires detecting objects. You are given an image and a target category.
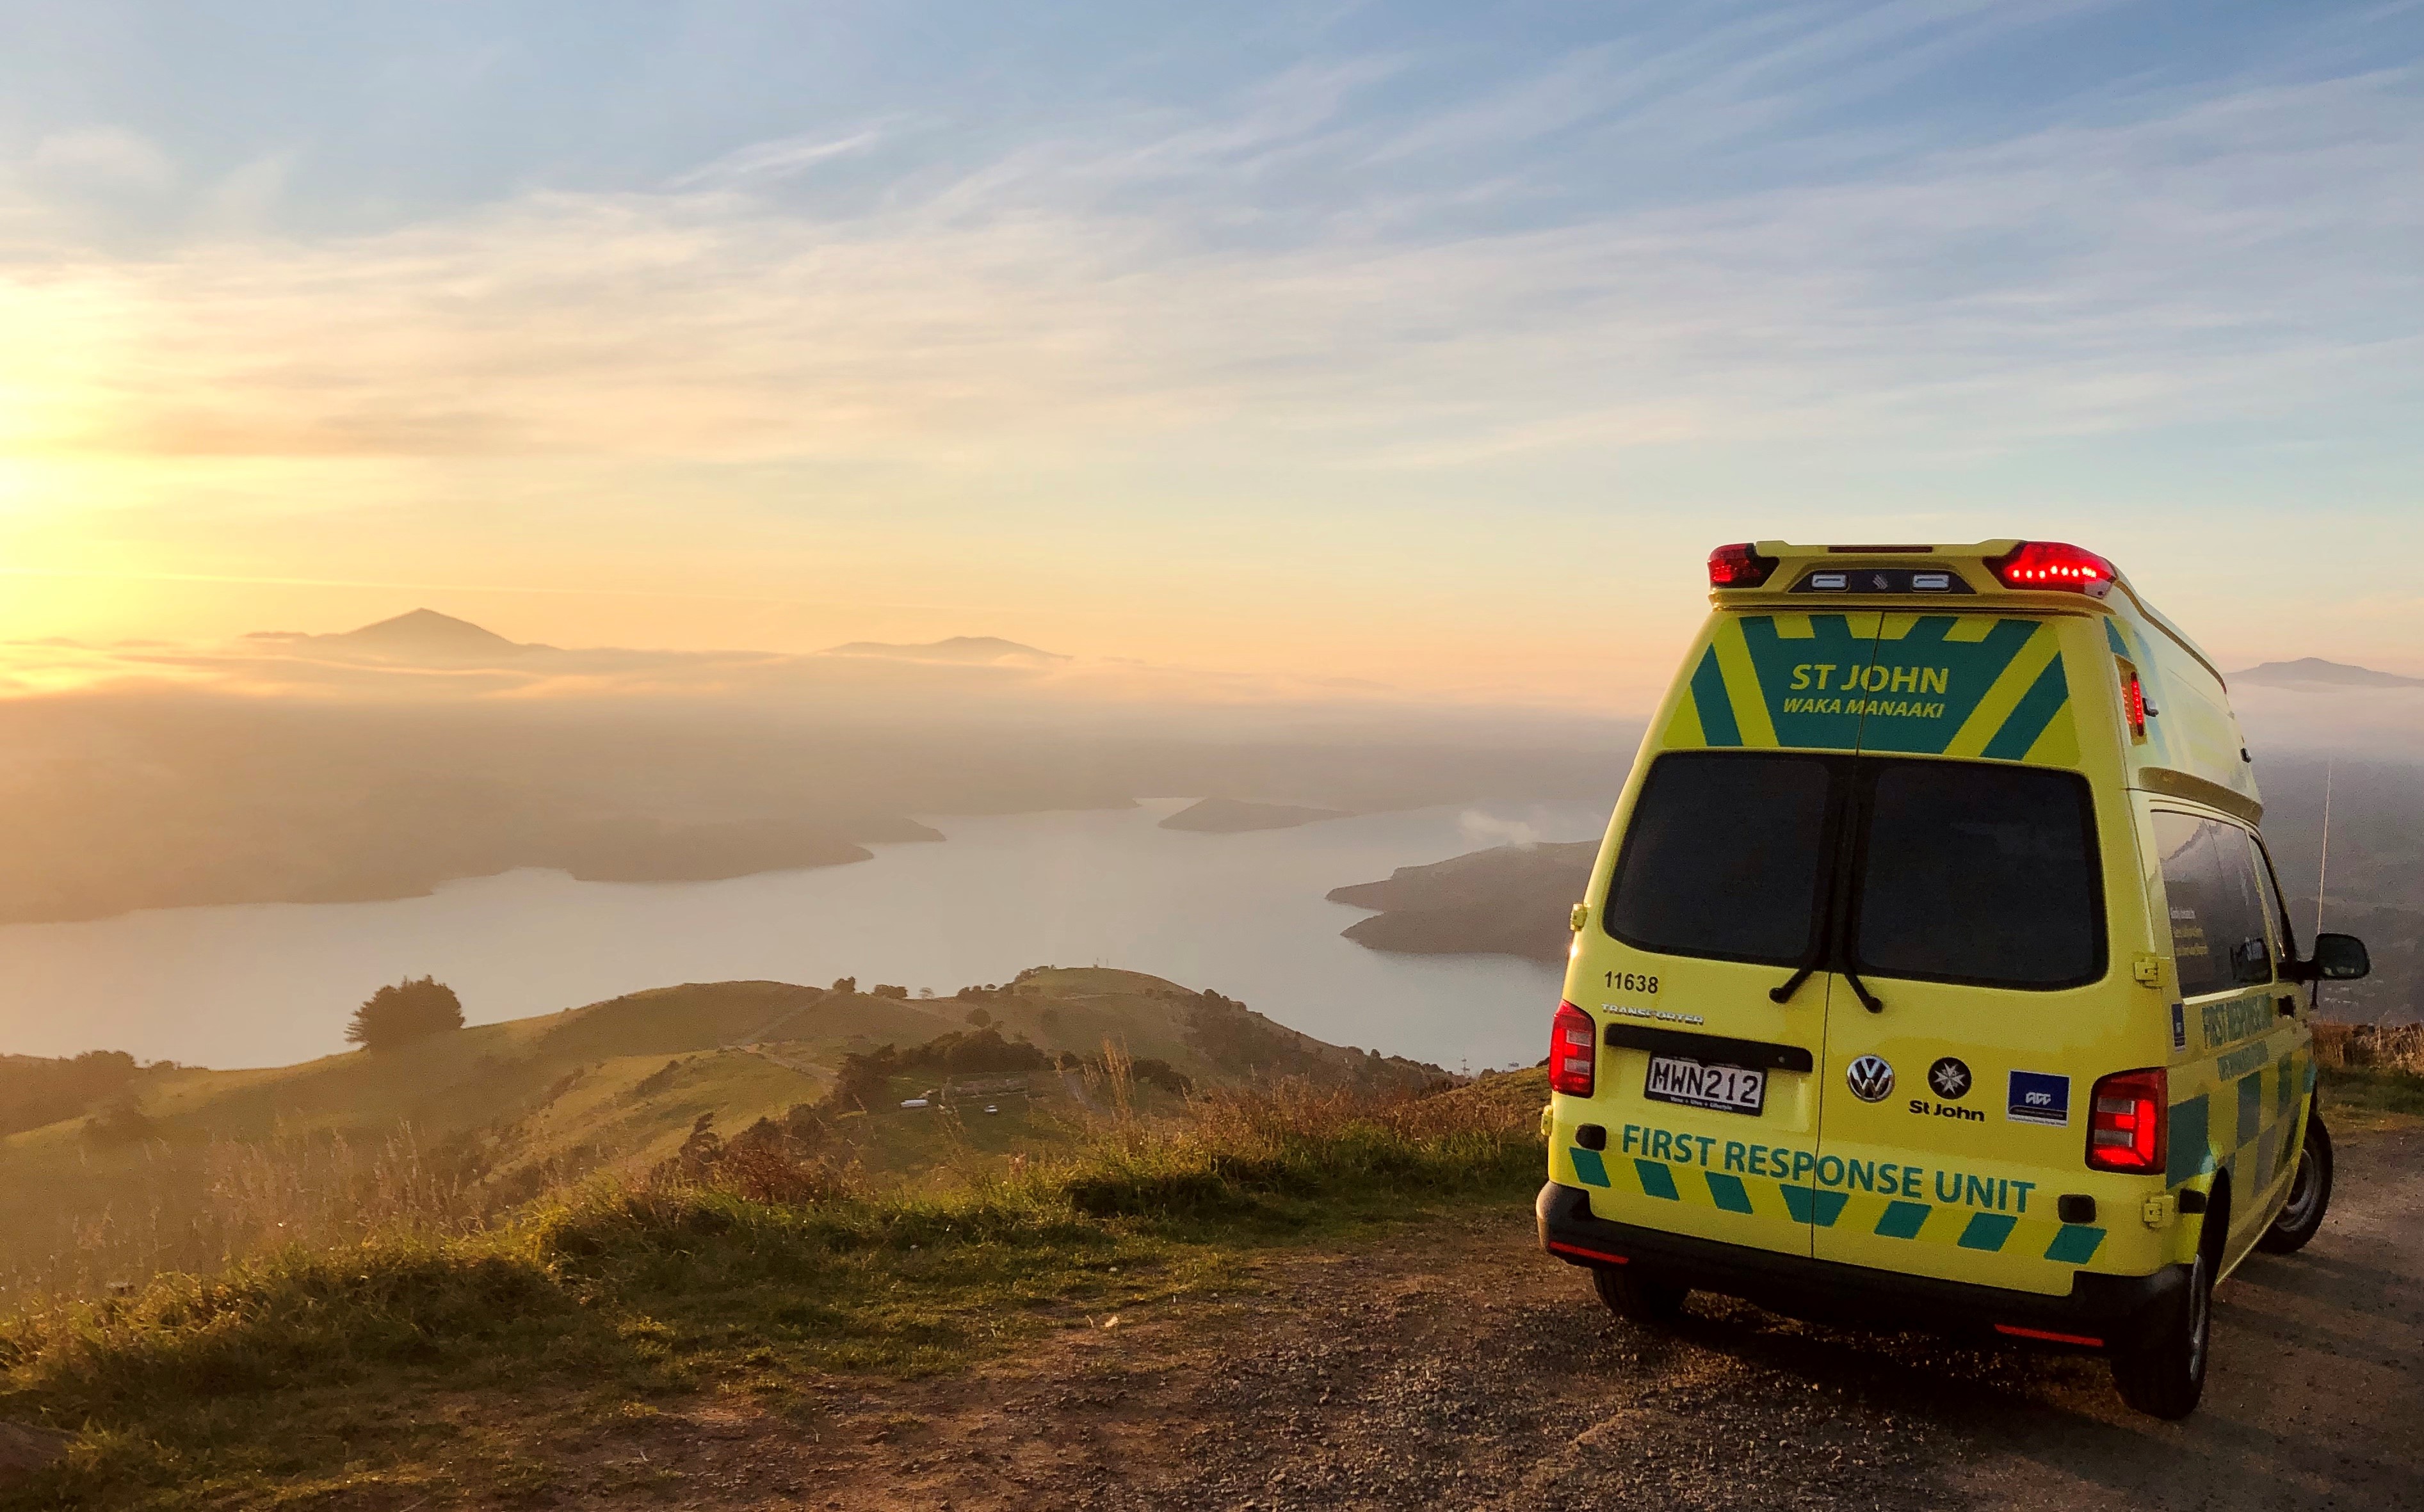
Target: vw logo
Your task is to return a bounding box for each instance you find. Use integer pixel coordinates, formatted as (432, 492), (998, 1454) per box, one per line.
(1928, 1057), (1972, 1100)
(1845, 1055), (1895, 1103)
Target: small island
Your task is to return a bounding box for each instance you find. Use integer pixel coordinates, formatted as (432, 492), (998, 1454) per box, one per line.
(1327, 839), (1598, 961)
(1159, 797), (1351, 833)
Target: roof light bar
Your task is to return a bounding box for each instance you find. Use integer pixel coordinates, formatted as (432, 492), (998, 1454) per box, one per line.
(1708, 543), (1779, 589)
(1987, 541), (2119, 597)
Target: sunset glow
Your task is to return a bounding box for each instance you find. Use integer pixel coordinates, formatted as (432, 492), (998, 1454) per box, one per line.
(3, 4), (2420, 707)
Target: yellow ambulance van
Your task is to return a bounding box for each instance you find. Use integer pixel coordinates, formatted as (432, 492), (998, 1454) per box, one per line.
(1537, 540), (2371, 1419)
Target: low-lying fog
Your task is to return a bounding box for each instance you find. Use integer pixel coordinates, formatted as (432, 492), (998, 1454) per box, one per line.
(0, 613), (2417, 1066)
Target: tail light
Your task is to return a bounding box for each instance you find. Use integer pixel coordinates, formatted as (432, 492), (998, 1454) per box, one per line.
(1708, 543), (1778, 589)
(2085, 1068), (2167, 1173)
(2119, 661), (2148, 742)
(1548, 1001), (1597, 1097)
(1987, 541), (2119, 597)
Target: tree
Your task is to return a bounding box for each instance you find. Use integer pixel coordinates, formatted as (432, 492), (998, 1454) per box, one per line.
(345, 976), (465, 1051)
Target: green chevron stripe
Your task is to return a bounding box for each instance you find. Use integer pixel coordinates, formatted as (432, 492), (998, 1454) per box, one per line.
(1689, 647), (1741, 748)
(1982, 653), (2071, 760)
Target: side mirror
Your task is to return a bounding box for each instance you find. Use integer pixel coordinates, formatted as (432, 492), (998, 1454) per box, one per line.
(2307, 933), (2370, 981)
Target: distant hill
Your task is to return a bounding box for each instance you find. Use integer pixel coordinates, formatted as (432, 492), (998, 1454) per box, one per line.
(2232, 657), (2424, 690)
(250, 608), (538, 661)
(1159, 798), (1350, 833)
(0, 967), (1446, 1303)
(821, 636), (1068, 664)
(1329, 840), (1598, 962)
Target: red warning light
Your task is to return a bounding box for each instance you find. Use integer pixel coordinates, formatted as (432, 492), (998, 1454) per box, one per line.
(1987, 542), (2119, 596)
(1707, 543), (1778, 589)
(2121, 665), (2148, 741)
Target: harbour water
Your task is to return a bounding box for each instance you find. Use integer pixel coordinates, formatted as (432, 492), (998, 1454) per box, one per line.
(0, 798), (1611, 1072)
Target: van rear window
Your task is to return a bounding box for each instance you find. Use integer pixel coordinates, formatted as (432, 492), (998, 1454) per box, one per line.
(1604, 752), (2103, 989)
(1604, 752), (1836, 967)
(1850, 762), (2104, 990)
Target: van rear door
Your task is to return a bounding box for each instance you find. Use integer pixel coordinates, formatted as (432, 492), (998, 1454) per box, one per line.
(1592, 748), (1845, 1261)
(1579, 608), (1891, 1262)
(1809, 615), (2128, 1295)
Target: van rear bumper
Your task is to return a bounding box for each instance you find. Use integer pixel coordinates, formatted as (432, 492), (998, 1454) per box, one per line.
(1537, 1181), (2181, 1352)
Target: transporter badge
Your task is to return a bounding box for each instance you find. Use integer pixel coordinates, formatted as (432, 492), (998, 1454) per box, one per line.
(1845, 1054), (1895, 1102)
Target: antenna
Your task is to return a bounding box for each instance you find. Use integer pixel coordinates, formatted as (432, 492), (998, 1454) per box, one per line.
(2315, 759), (2332, 939)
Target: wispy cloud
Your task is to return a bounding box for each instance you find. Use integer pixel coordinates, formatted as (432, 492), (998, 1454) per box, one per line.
(0, 4), (2419, 699)
(665, 127), (889, 190)
(6, 54), (2414, 475)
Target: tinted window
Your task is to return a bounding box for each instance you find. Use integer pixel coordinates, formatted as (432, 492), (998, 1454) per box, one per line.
(2155, 812), (2275, 995)
(2248, 833), (2298, 965)
(1605, 753), (1836, 967)
(1851, 762), (2103, 990)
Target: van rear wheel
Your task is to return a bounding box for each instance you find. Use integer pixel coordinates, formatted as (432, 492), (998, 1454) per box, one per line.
(2112, 1246), (2213, 1419)
(1591, 1266), (1688, 1323)
(2257, 1112), (2332, 1254)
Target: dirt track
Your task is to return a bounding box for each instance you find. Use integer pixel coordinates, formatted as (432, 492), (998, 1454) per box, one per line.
(577, 1125), (2423, 1510)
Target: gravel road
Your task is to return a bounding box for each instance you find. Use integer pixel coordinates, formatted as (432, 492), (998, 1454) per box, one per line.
(578, 1124), (2421, 1510)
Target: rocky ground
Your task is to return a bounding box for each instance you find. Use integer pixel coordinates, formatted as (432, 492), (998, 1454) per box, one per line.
(471, 1125), (2424, 1509)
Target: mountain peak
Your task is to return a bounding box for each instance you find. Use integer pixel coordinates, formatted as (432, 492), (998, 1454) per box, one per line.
(2230, 657), (2424, 691)
(344, 608), (522, 648)
(292, 609), (533, 661)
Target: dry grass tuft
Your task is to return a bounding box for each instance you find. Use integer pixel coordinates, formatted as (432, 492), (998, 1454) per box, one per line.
(2313, 1021), (2424, 1075)
(1, 1124), (487, 1314)
(1054, 1068), (1542, 1221)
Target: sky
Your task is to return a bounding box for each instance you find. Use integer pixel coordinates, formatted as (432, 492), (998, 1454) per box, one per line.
(1, 1), (2420, 710)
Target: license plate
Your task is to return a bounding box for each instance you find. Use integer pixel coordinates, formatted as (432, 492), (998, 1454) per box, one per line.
(1643, 1055), (1766, 1115)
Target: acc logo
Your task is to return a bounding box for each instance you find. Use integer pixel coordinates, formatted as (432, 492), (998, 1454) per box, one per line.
(1845, 1055), (1895, 1102)
(1927, 1057), (1972, 1100)
(2007, 1070), (2071, 1127)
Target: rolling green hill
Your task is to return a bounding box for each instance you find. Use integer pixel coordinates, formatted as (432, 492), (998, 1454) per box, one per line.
(0, 967), (1442, 1306)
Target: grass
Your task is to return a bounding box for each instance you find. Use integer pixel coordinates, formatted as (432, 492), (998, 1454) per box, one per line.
(0, 968), (1445, 1316)
(2314, 1022), (2424, 1132)
(0, 1069), (1548, 1509)
(2320, 1068), (2424, 1131)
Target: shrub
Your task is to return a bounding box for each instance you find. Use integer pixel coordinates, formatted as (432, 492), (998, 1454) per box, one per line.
(344, 977), (465, 1052)
(819, 1029), (1053, 1113)
(649, 1113), (857, 1206)
(0, 1050), (144, 1139)
(79, 1097), (155, 1147)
